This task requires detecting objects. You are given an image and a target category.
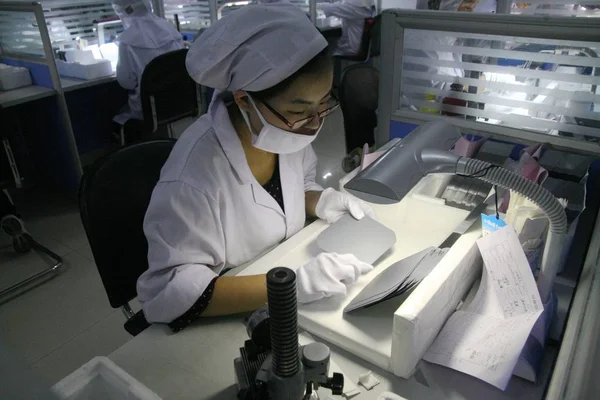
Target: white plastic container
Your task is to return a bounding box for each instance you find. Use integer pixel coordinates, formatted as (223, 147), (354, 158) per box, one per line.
(52, 357), (163, 400)
(56, 59), (113, 80)
(0, 63), (32, 91)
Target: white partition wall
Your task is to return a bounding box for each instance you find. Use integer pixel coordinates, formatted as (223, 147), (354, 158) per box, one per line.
(164, 0), (212, 29)
(510, 0), (600, 17)
(0, 1), (82, 179)
(216, 0), (310, 19)
(40, 0), (122, 49)
(376, 10), (600, 155)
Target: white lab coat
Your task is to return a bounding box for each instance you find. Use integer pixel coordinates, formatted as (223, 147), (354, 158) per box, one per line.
(114, 17), (184, 124)
(137, 93), (323, 323)
(320, 2), (373, 56)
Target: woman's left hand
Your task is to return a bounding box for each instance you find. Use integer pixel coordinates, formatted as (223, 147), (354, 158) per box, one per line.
(315, 188), (376, 224)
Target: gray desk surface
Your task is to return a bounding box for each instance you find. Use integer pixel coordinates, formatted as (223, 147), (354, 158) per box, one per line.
(108, 313), (554, 400)
(0, 85), (55, 108)
(109, 318), (443, 400)
(105, 147), (577, 400)
(60, 75), (116, 92)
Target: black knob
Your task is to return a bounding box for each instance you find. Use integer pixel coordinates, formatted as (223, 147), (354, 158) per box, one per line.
(323, 372), (344, 396)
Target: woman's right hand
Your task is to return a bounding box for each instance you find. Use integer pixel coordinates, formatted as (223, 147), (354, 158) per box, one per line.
(295, 253), (373, 304)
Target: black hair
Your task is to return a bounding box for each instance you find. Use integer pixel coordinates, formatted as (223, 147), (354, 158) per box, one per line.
(249, 47), (333, 101)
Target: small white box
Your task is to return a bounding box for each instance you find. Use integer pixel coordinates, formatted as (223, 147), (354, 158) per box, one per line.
(64, 50), (97, 64)
(56, 59), (113, 80)
(0, 63), (33, 91)
(52, 357), (163, 400)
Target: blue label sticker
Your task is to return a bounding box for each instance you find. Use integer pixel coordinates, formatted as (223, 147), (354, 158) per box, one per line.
(481, 214), (507, 236)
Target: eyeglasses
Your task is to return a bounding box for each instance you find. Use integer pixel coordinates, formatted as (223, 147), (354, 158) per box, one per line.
(257, 92), (340, 131)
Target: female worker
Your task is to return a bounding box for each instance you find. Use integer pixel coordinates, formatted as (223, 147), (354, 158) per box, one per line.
(138, 3), (375, 331)
(112, 0), (184, 124)
(318, 0), (375, 56)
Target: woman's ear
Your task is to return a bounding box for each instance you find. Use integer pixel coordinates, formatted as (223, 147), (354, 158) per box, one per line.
(233, 91), (250, 112)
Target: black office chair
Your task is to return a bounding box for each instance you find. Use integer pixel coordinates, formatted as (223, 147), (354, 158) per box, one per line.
(332, 15), (380, 92)
(336, 16), (378, 63)
(117, 48), (201, 145)
(339, 63), (379, 163)
(79, 139), (176, 336)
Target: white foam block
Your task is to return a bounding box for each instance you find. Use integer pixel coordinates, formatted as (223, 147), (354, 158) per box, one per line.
(52, 357), (162, 400)
(64, 50), (96, 64)
(0, 63), (32, 91)
(391, 229), (483, 378)
(56, 59), (113, 80)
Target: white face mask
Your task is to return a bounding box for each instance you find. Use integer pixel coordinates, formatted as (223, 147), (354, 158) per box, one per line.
(238, 95), (322, 155)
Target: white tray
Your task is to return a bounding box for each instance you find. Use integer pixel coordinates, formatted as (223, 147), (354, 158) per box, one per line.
(52, 357), (162, 400)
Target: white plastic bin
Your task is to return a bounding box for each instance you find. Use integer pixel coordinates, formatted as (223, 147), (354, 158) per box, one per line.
(56, 59), (113, 80)
(0, 63), (32, 91)
(52, 357), (163, 400)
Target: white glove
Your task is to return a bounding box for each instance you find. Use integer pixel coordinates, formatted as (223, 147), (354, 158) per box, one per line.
(315, 188), (376, 224)
(296, 253), (373, 304)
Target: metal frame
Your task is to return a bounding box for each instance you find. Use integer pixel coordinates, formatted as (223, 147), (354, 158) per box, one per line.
(376, 10), (600, 155)
(547, 213), (600, 400)
(0, 2), (83, 179)
(0, 238), (63, 300)
(0, 2), (77, 300)
(209, 0), (217, 23)
(2, 139), (23, 189)
(122, 302), (136, 319)
(310, 0), (317, 23)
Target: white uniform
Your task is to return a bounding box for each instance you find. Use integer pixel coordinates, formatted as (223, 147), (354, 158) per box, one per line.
(113, 0), (184, 124)
(137, 93), (323, 323)
(320, 0), (373, 56)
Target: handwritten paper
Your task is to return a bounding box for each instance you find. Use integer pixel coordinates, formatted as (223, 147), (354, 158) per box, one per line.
(423, 226), (543, 390)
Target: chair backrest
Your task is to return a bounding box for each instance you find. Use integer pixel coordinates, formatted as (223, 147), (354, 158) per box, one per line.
(79, 140), (176, 309)
(369, 14), (381, 58)
(356, 17), (376, 60)
(140, 49), (198, 133)
(339, 63), (379, 153)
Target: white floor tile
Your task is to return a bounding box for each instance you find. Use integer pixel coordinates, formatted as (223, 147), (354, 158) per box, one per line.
(74, 243), (94, 262)
(0, 232), (72, 260)
(0, 252), (114, 364)
(24, 209), (89, 251)
(0, 246), (66, 293)
(31, 309), (132, 384)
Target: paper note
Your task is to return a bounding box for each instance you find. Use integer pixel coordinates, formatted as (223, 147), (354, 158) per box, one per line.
(423, 226), (543, 390)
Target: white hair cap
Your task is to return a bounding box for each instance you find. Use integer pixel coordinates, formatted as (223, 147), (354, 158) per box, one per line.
(186, 3), (328, 92)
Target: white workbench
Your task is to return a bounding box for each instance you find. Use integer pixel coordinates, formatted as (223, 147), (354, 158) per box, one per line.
(106, 175), (568, 400)
(0, 85), (55, 108)
(60, 75), (116, 92)
(0, 76), (117, 107)
(109, 320), (444, 400)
